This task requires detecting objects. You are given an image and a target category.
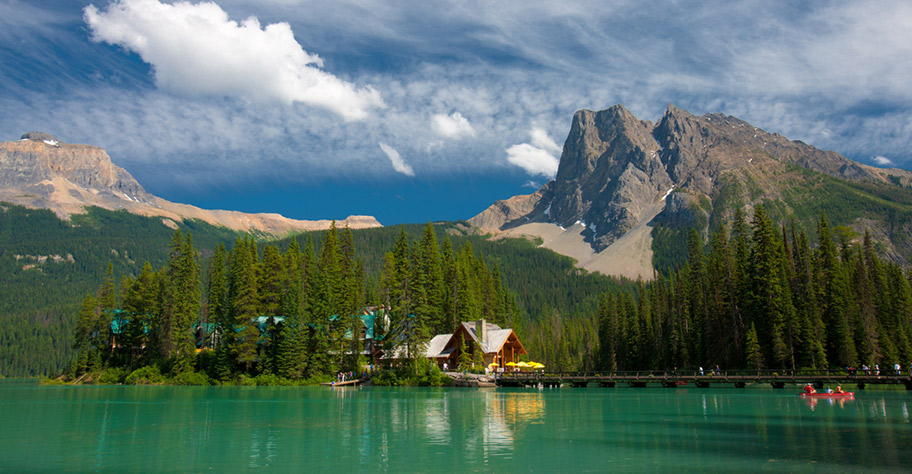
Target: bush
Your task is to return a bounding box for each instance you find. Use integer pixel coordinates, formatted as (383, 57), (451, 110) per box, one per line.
(372, 369), (403, 386)
(125, 366), (165, 385)
(416, 363), (450, 387)
(373, 360), (452, 387)
(98, 367), (128, 384)
(253, 373), (293, 386)
(172, 371), (211, 386)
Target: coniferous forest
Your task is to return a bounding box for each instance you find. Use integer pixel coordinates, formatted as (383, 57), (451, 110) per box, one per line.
(69, 222), (520, 384)
(7, 202), (912, 382)
(584, 206), (912, 373)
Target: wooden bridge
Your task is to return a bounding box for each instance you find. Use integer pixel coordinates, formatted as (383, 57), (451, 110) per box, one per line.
(496, 369), (912, 390)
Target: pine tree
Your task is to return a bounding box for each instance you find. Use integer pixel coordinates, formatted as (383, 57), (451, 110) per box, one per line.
(746, 206), (797, 369)
(277, 237), (307, 379)
(230, 236), (260, 374)
(171, 232), (200, 373)
(71, 294), (98, 376)
(745, 322), (763, 370)
(816, 214), (858, 367)
(207, 244), (229, 349)
(258, 244), (285, 316)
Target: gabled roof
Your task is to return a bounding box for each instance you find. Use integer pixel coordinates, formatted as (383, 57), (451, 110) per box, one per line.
(423, 321), (526, 357)
(483, 329), (514, 354)
(426, 334), (452, 359)
(459, 321), (508, 354)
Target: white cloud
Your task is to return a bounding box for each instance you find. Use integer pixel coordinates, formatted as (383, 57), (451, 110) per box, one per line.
(83, 0), (383, 121)
(378, 142), (414, 176)
(874, 156), (895, 166)
(529, 126), (562, 156)
(432, 112), (475, 138)
(506, 127), (561, 178)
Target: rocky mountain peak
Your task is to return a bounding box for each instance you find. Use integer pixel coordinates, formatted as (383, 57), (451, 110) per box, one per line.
(549, 105), (670, 249)
(470, 104), (912, 278)
(0, 134), (382, 235)
(1, 133), (150, 202)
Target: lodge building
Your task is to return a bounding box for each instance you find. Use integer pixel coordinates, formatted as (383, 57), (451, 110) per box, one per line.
(425, 319), (527, 369)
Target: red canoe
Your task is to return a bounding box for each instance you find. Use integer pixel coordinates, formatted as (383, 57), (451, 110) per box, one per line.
(799, 392), (854, 399)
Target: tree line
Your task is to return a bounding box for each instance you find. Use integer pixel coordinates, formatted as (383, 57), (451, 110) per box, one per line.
(520, 207), (912, 373)
(70, 222), (520, 383)
(594, 206), (912, 372)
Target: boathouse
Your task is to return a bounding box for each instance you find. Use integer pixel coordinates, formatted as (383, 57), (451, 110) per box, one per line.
(426, 319), (527, 369)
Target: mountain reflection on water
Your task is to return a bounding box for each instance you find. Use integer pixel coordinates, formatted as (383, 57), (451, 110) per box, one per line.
(1, 386), (911, 472)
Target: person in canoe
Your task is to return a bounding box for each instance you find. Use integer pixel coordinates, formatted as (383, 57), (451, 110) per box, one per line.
(803, 383), (816, 394)
(834, 385), (844, 394)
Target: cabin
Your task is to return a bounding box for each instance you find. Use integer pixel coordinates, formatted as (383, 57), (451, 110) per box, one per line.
(425, 319), (527, 369)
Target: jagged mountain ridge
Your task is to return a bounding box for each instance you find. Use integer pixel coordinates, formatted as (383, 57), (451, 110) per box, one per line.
(0, 133), (381, 235)
(470, 104), (912, 279)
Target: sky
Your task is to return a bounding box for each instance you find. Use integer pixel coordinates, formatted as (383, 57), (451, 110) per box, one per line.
(2, 0), (912, 225)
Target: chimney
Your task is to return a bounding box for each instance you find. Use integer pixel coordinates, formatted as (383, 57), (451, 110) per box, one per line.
(476, 319), (486, 347)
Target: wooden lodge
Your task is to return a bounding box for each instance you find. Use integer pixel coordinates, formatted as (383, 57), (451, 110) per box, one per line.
(425, 319), (527, 369)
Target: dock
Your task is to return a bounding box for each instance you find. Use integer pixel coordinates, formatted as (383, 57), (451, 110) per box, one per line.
(496, 369), (912, 390)
(320, 378), (364, 387)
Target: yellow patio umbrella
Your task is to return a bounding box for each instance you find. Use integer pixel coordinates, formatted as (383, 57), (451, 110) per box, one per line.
(505, 362), (517, 366)
(531, 363), (545, 369)
(515, 362), (531, 368)
(488, 362), (499, 367)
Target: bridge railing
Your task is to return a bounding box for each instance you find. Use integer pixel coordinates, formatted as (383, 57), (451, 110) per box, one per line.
(497, 368), (912, 380)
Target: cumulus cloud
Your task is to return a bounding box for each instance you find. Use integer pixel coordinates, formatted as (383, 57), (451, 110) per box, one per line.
(506, 127), (562, 178)
(83, 0), (383, 120)
(874, 156), (895, 166)
(432, 112), (475, 138)
(378, 142), (414, 176)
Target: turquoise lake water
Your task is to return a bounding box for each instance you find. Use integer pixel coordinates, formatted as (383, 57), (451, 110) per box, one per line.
(0, 383), (910, 472)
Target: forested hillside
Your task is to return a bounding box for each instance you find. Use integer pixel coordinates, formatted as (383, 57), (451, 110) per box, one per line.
(652, 164), (912, 274)
(0, 203), (240, 376)
(535, 206), (912, 372)
(71, 223), (521, 383)
(0, 204), (630, 377)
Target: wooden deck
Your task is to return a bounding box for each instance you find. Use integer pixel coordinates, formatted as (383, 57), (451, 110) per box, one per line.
(496, 369), (912, 390)
(320, 379), (364, 387)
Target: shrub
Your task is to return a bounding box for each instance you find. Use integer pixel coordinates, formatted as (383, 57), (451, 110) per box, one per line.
(125, 366), (165, 385)
(172, 371), (211, 386)
(253, 373), (293, 386)
(98, 367), (128, 385)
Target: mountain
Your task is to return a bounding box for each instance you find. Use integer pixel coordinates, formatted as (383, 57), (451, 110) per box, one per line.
(0, 132), (381, 235)
(471, 105), (912, 279)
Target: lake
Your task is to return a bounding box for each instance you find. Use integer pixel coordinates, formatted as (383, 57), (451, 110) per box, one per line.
(1, 383), (910, 472)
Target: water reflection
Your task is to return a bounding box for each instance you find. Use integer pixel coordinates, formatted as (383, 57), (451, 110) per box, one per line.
(421, 390), (545, 459)
(4, 386), (912, 471)
(802, 397), (854, 411)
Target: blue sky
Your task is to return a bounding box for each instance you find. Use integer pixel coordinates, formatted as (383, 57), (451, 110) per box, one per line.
(2, 0), (911, 225)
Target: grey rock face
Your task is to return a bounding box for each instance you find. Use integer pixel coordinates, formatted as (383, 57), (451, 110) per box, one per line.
(471, 103), (909, 256)
(548, 105), (673, 250)
(1, 134), (151, 201)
